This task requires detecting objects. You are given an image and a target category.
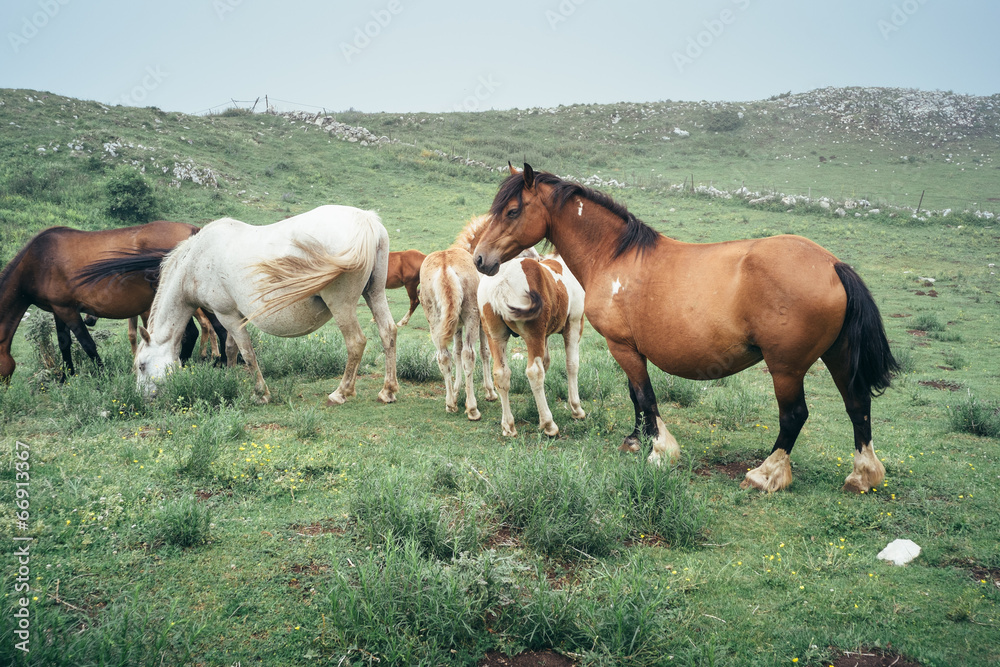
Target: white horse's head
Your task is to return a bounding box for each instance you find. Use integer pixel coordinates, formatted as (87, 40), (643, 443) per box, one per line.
(134, 326), (179, 398)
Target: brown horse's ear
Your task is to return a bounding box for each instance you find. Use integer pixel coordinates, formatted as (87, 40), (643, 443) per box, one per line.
(138, 326), (151, 345)
(508, 161), (517, 175)
(523, 163), (535, 189)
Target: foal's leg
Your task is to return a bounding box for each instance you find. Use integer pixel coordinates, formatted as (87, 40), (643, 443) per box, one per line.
(525, 331), (558, 436)
(127, 317), (140, 355)
(436, 336), (458, 413)
(398, 280), (419, 327)
(823, 342), (885, 493)
(563, 319), (586, 420)
(323, 297), (367, 406)
(606, 340), (680, 465)
(741, 370), (807, 493)
(362, 285), (399, 404)
(458, 325), (481, 421)
(486, 331), (516, 435)
(479, 325), (497, 401)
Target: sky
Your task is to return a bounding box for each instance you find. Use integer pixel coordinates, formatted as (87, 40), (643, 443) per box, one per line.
(2, 0), (998, 115)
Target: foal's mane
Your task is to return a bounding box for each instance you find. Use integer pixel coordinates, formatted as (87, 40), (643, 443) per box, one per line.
(450, 214), (490, 252)
(490, 171), (659, 258)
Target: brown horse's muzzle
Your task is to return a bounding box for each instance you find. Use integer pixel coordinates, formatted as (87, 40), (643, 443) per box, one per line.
(474, 251), (500, 276)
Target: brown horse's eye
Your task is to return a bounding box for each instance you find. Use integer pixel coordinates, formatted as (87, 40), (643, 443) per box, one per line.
(506, 207), (520, 219)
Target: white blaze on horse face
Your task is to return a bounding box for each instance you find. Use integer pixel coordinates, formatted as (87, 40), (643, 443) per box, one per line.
(611, 277), (622, 296)
(577, 200), (584, 217)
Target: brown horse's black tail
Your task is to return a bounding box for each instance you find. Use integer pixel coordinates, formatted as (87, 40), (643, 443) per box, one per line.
(834, 262), (899, 399)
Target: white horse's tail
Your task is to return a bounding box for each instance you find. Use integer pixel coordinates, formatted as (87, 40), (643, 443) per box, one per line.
(245, 211), (379, 325)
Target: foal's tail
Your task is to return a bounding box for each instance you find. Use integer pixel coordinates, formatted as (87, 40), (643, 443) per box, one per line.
(245, 213), (379, 325)
(834, 262), (899, 399)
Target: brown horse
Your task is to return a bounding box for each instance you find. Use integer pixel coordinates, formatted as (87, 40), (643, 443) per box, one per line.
(419, 215), (497, 420)
(473, 165), (898, 493)
(478, 253), (587, 437)
(386, 249), (426, 326)
(0, 222), (203, 381)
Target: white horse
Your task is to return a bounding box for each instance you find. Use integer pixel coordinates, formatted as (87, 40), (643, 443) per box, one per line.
(478, 254), (586, 437)
(134, 205), (398, 405)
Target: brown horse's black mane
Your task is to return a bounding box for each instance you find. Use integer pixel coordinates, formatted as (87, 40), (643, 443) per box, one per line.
(490, 170), (660, 258)
(74, 248), (173, 288)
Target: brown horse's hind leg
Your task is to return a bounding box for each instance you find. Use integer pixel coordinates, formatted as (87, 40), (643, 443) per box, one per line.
(398, 281), (419, 327)
(741, 371), (806, 493)
(822, 342), (885, 493)
(607, 340), (680, 465)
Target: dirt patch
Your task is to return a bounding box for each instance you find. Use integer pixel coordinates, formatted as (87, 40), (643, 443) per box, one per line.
(485, 526), (519, 549)
(289, 519), (344, 536)
(830, 648), (923, 667)
(906, 329), (927, 337)
(251, 422), (283, 431)
(914, 290), (925, 296)
(927, 289), (938, 297)
(936, 365), (955, 372)
(969, 566), (1000, 589)
(889, 313), (911, 318)
(479, 650), (576, 667)
(697, 460), (758, 480)
(918, 380), (963, 391)
(624, 534), (669, 548)
(195, 489), (232, 501)
(290, 562), (329, 575)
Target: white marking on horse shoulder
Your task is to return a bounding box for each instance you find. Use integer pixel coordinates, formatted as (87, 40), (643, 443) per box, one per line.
(611, 278), (622, 295)
(577, 200), (584, 216)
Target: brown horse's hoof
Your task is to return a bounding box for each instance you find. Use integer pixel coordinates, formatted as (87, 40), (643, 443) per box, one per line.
(619, 436), (641, 454)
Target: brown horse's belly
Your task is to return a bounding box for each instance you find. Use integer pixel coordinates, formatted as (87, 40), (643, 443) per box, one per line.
(646, 344), (764, 381)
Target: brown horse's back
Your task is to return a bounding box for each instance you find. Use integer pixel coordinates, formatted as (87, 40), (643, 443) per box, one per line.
(386, 249), (426, 289)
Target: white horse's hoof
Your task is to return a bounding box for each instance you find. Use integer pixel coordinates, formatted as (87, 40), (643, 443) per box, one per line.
(326, 392), (347, 406)
(501, 424), (518, 437)
(467, 408), (482, 421)
(377, 388), (397, 404)
(541, 421), (559, 437)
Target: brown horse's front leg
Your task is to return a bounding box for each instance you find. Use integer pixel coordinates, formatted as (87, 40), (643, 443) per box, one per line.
(607, 341), (680, 465)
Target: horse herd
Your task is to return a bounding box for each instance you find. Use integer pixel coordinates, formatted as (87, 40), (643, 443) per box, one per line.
(0, 164), (900, 494)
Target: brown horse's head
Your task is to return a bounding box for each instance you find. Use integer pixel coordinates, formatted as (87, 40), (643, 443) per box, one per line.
(474, 163), (550, 276)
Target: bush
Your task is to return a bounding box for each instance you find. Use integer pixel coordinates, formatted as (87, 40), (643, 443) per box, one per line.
(396, 339), (440, 382)
(151, 495), (211, 548)
(705, 109), (745, 132)
(911, 312), (945, 332)
(949, 393), (1000, 438)
(104, 166), (158, 224)
(610, 460), (708, 547)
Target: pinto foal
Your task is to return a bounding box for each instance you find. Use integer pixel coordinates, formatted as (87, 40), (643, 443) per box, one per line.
(478, 255), (586, 437)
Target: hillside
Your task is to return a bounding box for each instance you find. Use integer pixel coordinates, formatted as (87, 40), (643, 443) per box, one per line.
(2, 85), (998, 264)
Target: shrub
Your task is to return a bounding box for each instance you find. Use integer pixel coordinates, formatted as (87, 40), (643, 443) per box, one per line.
(486, 450), (618, 559)
(948, 393), (1000, 438)
(704, 108), (745, 132)
(610, 460), (708, 547)
(104, 166), (158, 224)
(910, 312), (945, 332)
(396, 339), (440, 382)
(151, 495), (211, 548)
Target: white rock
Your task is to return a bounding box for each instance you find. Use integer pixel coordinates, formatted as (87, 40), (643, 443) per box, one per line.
(877, 539), (921, 566)
(834, 207), (847, 217)
(672, 127), (690, 138)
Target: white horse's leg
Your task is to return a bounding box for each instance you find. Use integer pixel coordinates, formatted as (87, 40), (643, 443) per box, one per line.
(437, 341), (457, 413)
(487, 331), (515, 436)
(324, 297), (367, 406)
(563, 319), (586, 420)
(461, 324), (481, 421)
(362, 278), (399, 404)
(479, 326), (497, 401)
(525, 336), (557, 436)
(219, 316), (269, 403)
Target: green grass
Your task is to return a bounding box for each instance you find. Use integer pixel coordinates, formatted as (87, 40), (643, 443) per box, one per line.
(1, 88), (999, 666)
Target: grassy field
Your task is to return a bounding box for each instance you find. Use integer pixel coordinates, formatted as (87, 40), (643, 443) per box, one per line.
(1, 88), (999, 666)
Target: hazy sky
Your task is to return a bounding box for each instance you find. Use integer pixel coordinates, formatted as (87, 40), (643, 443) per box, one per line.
(2, 0), (997, 114)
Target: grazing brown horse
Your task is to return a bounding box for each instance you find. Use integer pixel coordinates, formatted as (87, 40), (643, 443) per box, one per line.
(386, 249), (426, 326)
(0, 222), (203, 381)
(474, 165), (898, 493)
(478, 253), (587, 437)
(419, 215), (497, 420)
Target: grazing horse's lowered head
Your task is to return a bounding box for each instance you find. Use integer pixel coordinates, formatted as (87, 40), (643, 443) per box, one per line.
(133, 324), (178, 398)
